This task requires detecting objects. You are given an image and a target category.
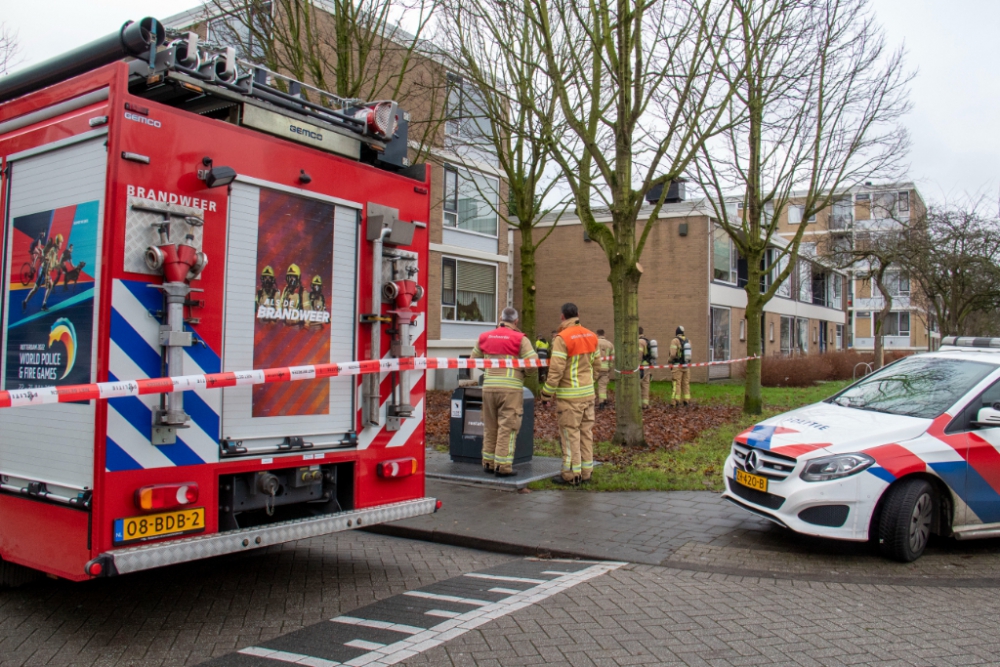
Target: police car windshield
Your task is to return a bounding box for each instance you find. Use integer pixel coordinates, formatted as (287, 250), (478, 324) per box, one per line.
(827, 356), (995, 419)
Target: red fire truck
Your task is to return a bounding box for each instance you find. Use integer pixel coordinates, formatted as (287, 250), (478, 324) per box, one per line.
(0, 19), (435, 584)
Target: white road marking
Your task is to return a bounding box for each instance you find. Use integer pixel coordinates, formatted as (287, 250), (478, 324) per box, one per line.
(402, 590), (490, 606)
(239, 646), (341, 666)
(488, 587), (522, 595)
(330, 616), (424, 635)
(339, 561), (626, 667)
(424, 609), (461, 619)
(345, 640), (385, 651)
(462, 573), (546, 584)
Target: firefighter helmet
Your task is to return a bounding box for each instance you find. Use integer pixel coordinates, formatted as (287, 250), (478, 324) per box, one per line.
(261, 265), (275, 278)
(311, 275), (323, 287)
(286, 264), (301, 278)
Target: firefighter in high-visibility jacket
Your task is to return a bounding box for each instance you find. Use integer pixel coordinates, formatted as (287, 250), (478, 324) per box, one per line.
(638, 326), (652, 409)
(670, 326), (692, 406)
(470, 307), (538, 476)
(596, 329), (615, 409)
(541, 303), (599, 485)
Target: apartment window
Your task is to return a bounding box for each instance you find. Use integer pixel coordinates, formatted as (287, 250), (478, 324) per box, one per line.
(885, 271), (910, 297)
(883, 312), (911, 337)
(873, 192), (897, 218)
(739, 318), (746, 341)
(829, 274), (843, 309)
(446, 73), (492, 141)
(898, 191), (910, 212)
(780, 316), (793, 355)
(441, 257), (496, 323)
(787, 205), (816, 224)
(796, 317), (809, 354)
(768, 250), (791, 298)
(831, 198), (853, 230)
(836, 324), (844, 350)
(712, 226), (738, 284)
(797, 259), (812, 303)
(442, 166), (499, 236)
(711, 307), (731, 362)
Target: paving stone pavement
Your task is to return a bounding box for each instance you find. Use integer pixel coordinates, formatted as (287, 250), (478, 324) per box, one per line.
(380, 480), (1000, 582)
(400, 563), (1000, 667)
(0, 531), (513, 667)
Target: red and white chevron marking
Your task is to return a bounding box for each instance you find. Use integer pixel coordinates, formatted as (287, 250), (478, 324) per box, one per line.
(0, 355), (756, 409)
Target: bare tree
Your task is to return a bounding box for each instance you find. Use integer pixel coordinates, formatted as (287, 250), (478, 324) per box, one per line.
(903, 204), (1000, 337)
(824, 220), (909, 368)
(695, 0), (911, 415)
(204, 0), (446, 159)
(519, 0), (740, 446)
(437, 0), (569, 354)
(0, 23), (20, 75)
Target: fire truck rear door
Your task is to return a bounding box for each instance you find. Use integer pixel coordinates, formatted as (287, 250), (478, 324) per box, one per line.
(0, 134), (107, 498)
(220, 180), (358, 457)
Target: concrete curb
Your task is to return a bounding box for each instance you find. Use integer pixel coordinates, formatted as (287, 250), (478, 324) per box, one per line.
(363, 524), (602, 562)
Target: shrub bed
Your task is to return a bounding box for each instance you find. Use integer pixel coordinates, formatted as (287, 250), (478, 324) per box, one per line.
(761, 349), (912, 387)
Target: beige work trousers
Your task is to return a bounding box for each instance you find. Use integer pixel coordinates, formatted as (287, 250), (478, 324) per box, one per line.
(641, 366), (651, 406)
(672, 367), (691, 404)
(596, 369), (610, 402)
(556, 399), (595, 481)
(482, 388), (524, 473)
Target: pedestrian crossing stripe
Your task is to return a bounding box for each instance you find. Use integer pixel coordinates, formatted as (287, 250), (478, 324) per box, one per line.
(203, 558), (625, 667)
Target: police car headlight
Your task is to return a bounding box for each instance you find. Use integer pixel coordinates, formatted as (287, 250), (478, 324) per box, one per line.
(800, 453), (874, 482)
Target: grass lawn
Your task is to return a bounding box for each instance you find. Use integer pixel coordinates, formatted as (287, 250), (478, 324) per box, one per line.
(527, 379), (850, 492)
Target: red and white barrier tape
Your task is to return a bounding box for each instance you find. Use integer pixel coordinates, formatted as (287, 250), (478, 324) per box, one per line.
(0, 355), (756, 409)
(606, 355), (759, 374)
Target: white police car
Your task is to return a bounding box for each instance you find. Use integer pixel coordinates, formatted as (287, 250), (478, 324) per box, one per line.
(723, 337), (1000, 561)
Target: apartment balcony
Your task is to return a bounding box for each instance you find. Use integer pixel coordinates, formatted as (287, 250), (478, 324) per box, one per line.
(828, 214), (853, 231)
(852, 296), (910, 311)
(852, 336), (912, 350)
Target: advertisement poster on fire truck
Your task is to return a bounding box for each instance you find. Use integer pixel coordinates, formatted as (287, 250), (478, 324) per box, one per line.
(252, 189), (334, 417)
(3, 201), (98, 390)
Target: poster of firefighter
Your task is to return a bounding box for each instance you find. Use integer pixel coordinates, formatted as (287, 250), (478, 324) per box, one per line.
(251, 190), (334, 418)
(3, 201), (99, 390)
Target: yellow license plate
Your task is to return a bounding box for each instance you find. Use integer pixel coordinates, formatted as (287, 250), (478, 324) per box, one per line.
(113, 507), (205, 545)
(735, 469), (768, 493)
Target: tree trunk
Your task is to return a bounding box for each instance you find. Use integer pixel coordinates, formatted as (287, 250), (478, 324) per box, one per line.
(519, 226), (540, 395)
(610, 260), (643, 447)
(743, 292), (764, 415)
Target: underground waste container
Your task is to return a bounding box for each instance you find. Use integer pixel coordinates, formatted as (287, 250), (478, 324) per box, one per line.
(449, 387), (534, 464)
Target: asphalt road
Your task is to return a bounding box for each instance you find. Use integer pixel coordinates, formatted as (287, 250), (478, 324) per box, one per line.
(3, 530), (1000, 667)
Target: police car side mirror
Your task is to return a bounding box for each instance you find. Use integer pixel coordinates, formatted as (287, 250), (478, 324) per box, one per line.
(973, 404), (1000, 428)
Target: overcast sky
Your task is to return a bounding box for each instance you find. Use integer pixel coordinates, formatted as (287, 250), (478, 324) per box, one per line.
(4, 0), (998, 207)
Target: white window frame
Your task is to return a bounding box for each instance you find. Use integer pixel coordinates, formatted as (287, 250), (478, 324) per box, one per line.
(440, 255), (498, 324)
(712, 226), (738, 285)
(710, 306), (732, 362)
(796, 317), (810, 354)
(780, 315), (794, 355)
(441, 165), (500, 238)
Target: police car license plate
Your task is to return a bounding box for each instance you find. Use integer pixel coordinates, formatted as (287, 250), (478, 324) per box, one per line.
(735, 468), (768, 493)
(113, 508), (205, 545)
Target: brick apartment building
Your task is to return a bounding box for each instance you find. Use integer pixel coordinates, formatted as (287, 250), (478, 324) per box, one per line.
(774, 182), (937, 353)
(163, 4), (511, 391)
(517, 197), (849, 383)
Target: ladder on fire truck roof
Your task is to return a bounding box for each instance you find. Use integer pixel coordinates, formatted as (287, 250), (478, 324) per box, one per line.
(0, 18), (412, 172)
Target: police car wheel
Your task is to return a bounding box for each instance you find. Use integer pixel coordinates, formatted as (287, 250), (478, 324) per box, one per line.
(877, 478), (934, 563)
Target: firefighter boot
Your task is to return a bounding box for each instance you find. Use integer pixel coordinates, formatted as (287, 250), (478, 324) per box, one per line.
(495, 465), (517, 477)
(552, 475), (580, 486)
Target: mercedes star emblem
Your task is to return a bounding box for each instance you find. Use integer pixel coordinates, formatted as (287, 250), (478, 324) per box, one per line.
(745, 449), (761, 474)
